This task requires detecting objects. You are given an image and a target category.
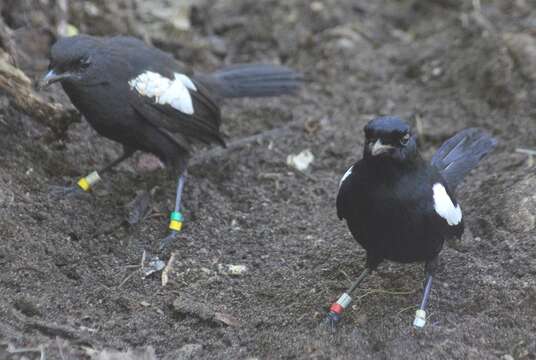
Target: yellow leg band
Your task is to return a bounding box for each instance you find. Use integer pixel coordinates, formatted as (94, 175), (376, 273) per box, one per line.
(169, 220), (183, 231)
(77, 171), (101, 192)
(77, 177), (91, 192)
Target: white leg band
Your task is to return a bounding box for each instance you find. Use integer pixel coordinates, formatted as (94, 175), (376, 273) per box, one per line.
(336, 293), (352, 308)
(413, 309), (426, 328)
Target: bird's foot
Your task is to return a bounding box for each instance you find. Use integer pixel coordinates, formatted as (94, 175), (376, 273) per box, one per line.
(159, 230), (179, 252)
(48, 184), (88, 199)
(322, 311), (341, 332)
(126, 191), (152, 225)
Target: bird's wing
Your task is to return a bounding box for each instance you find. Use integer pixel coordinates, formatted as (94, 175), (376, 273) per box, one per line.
(431, 128), (496, 190)
(105, 36), (225, 146)
(430, 181), (462, 226)
(128, 70), (225, 146)
(425, 176), (465, 241)
(336, 163), (359, 220)
(336, 188), (346, 220)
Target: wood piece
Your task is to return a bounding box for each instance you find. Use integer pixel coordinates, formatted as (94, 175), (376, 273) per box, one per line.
(0, 49), (80, 136)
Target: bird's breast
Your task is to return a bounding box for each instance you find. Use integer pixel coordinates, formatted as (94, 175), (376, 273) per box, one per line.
(62, 82), (140, 142)
(349, 174), (446, 263)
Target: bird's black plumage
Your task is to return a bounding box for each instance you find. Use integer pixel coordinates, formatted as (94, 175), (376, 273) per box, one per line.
(42, 34), (303, 249)
(337, 153), (461, 267)
(431, 128), (498, 190)
(43, 35), (302, 172)
(328, 116), (496, 327)
(337, 116), (495, 268)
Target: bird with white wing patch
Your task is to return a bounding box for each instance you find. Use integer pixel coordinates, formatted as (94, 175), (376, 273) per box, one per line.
(326, 116), (496, 330)
(40, 34), (303, 251)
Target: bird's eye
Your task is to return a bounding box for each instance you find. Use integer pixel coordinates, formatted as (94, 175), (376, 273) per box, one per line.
(400, 134), (410, 146)
(79, 57), (91, 69)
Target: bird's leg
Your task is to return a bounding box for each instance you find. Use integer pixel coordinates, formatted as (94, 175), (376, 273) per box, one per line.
(49, 148), (135, 197)
(324, 267), (370, 331)
(413, 256), (439, 328)
(159, 171), (187, 251)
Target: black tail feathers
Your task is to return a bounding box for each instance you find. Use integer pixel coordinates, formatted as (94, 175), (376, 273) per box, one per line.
(431, 128), (497, 189)
(198, 64), (303, 99)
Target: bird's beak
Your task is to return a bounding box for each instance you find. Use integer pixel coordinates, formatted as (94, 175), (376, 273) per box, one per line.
(370, 139), (394, 156)
(39, 69), (72, 88)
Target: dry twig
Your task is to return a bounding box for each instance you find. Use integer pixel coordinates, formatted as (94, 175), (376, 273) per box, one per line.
(190, 119), (304, 165)
(118, 251), (146, 288)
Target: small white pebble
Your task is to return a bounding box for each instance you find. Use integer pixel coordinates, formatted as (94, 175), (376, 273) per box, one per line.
(432, 67), (443, 77)
(218, 264), (248, 276)
(310, 2), (324, 12)
(287, 149), (314, 171)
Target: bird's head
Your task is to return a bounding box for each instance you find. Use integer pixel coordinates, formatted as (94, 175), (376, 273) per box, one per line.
(363, 116), (417, 161)
(40, 35), (104, 88)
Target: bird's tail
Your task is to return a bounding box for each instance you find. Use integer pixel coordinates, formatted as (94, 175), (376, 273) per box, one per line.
(431, 128), (497, 189)
(197, 64), (303, 98)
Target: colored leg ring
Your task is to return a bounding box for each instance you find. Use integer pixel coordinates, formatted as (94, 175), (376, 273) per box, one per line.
(77, 171), (101, 192)
(169, 211), (184, 231)
(77, 178), (91, 192)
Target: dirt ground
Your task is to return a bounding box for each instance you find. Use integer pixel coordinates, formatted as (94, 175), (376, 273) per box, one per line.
(1, 0), (535, 359)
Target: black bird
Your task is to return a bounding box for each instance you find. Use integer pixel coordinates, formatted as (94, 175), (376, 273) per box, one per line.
(326, 116), (496, 328)
(40, 35), (302, 249)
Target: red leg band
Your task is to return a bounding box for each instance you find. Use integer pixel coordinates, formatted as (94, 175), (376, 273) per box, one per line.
(330, 303), (344, 315)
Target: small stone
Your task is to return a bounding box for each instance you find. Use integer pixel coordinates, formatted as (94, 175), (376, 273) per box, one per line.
(218, 264), (248, 276)
(432, 67), (443, 77)
(310, 2), (324, 12)
(286, 149), (314, 172)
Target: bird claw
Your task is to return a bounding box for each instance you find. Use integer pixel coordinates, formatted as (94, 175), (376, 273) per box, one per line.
(48, 185), (88, 199)
(126, 191), (151, 225)
(159, 230), (179, 251)
(322, 311), (341, 332)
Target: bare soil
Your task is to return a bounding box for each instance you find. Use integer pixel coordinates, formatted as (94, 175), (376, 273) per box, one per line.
(1, 0), (535, 359)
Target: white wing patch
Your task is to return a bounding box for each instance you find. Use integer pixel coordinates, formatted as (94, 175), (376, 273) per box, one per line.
(339, 166), (353, 188)
(129, 71), (197, 115)
(432, 183), (462, 226)
(174, 73), (197, 91)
